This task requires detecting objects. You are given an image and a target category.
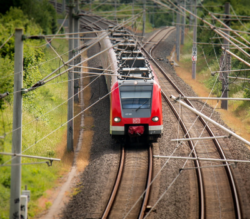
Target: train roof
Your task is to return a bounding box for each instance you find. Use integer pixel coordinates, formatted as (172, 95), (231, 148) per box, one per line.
(106, 29), (156, 84)
(117, 67), (154, 82)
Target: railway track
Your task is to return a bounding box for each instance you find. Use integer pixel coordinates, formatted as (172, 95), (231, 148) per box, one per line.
(50, 3), (241, 217)
(142, 27), (241, 218)
(79, 15), (156, 219)
(101, 144), (153, 219)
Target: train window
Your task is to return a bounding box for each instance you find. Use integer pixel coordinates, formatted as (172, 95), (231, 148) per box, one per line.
(120, 91), (152, 109)
(121, 91), (151, 99)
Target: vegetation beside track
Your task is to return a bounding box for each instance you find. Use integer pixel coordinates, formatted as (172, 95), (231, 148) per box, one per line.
(177, 29), (250, 140)
(175, 0), (250, 139)
(0, 6), (70, 219)
(80, 1), (171, 33)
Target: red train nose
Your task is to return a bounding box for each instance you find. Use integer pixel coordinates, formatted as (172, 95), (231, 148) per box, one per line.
(128, 126), (144, 136)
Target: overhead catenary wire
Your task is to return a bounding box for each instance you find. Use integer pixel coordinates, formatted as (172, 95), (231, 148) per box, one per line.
(4, 31), (135, 137)
(209, 13), (250, 46)
(212, 12), (250, 18)
(2, 11), (154, 163)
(71, 71), (152, 80)
(222, 47), (250, 68)
(230, 5), (247, 29)
(0, 32), (14, 50)
(0, 92), (9, 100)
(176, 3), (250, 60)
(31, 30), (105, 38)
(3, 14), (142, 98)
(30, 32), (109, 87)
(43, 36), (104, 39)
(4, 59), (119, 138)
(0, 41), (87, 81)
(3, 74), (99, 137)
(228, 76), (250, 81)
(1, 161), (53, 167)
(29, 12), (142, 89)
(142, 89), (229, 218)
(27, 13), (68, 48)
(124, 21), (231, 218)
(217, 27), (250, 35)
(212, 68), (250, 74)
(41, 40), (125, 85)
(151, 0), (185, 17)
(216, 29), (249, 49)
(2, 79), (126, 166)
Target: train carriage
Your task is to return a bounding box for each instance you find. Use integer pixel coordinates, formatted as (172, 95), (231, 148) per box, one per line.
(100, 29), (163, 142)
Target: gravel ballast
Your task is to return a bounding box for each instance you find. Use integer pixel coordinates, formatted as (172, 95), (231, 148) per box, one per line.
(62, 28), (250, 218)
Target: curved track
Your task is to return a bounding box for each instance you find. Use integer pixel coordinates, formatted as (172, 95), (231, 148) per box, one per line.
(101, 144), (153, 219)
(81, 14), (155, 219)
(50, 2), (241, 218)
(142, 27), (241, 219)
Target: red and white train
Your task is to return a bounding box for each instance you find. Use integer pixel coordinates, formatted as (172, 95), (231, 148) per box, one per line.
(100, 27), (163, 142)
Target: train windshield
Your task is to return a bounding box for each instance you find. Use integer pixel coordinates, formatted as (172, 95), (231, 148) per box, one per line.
(120, 86), (152, 109)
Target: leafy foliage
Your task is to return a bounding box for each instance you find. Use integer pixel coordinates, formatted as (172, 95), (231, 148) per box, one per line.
(0, 5), (69, 218)
(0, 7), (44, 110)
(0, 0), (57, 35)
(197, 0), (250, 98)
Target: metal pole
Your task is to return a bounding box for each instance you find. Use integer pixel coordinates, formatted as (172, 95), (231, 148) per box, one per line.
(132, 0), (134, 29)
(221, 2), (230, 110)
(181, 0), (186, 45)
(9, 28), (23, 219)
(170, 95), (250, 146)
(176, 0), (180, 61)
(192, 0), (197, 79)
(74, 0), (79, 103)
(67, 2), (74, 152)
(172, 10), (174, 26)
(115, 0), (117, 23)
(62, 0), (66, 13)
(153, 3), (155, 28)
(55, 0), (57, 12)
(189, 0), (193, 30)
(142, 0), (146, 37)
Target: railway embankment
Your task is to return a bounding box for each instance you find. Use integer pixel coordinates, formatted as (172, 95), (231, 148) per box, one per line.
(173, 30), (250, 144)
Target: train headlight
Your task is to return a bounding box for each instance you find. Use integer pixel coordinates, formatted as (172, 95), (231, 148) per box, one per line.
(152, 117), (159, 122)
(114, 117), (121, 123)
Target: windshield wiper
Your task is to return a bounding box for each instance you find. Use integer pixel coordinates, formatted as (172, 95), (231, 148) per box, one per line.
(135, 100), (149, 112)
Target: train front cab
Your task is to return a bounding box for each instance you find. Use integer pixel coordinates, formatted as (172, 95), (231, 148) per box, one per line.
(110, 81), (163, 142)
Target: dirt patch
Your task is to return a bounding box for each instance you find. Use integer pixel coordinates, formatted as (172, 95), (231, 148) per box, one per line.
(35, 50), (92, 218)
(76, 60), (93, 171)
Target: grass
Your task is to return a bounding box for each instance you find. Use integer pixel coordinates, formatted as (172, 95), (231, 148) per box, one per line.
(0, 38), (70, 218)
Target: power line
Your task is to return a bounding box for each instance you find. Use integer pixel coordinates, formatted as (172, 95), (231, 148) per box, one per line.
(123, 23), (230, 218)
(0, 33), (14, 50)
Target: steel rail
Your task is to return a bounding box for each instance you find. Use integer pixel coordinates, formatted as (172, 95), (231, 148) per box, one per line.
(142, 27), (241, 218)
(101, 146), (125, 219)
(141, 27), (205, 219)
(81, 16), (102, 30)
(91, 17), (153, 219)
(138, 145), (153, 219)
(149, 28), (170, 55)
(90, 15), (115, 27)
